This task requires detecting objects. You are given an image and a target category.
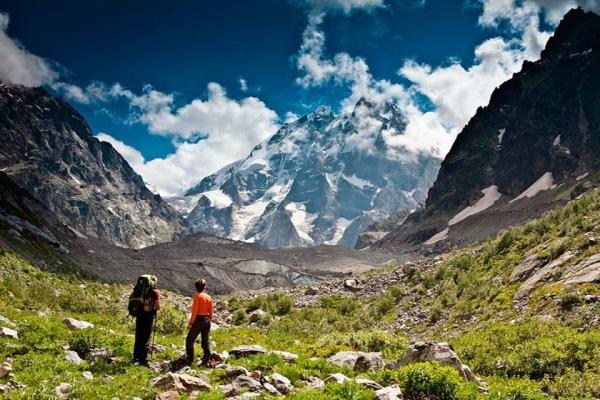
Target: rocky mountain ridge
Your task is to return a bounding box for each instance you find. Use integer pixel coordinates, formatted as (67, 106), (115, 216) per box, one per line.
(0, 83), (189, 248)
(169, 99), (440, 249)
(376, 8), (600, 254)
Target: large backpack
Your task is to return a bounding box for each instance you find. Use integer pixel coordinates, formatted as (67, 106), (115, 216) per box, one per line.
(128, 274), (158, 317)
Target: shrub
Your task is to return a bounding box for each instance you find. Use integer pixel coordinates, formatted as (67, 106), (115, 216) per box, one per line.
(156, 304), (187, 334)
(396, 362), (462, 400)
(69, 329), (103, 356)
(232, 309), (248, 325)
(451, 319), (600, 379)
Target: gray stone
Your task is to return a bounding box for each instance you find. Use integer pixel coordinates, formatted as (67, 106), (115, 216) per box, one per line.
(328, 351), (383, 371)
(229, 345), (267, 358)
(225, 366), (249, 379)
(151, 372), (212, 393)
(248, 309), (268, 324)
(564, 252), (600, 284)
(355, 378), (383, 390)
(0, 327), (18, 339)
(374, 385), (403, 400)
(0, 362), (12, 379)
(271, 372), (293, 394)
(386, 342), (484, 388)
(62, 318), (94, 330)
(64, 350), (83, 365)
(270, 350), (298, 363)
(324, 373), (350, 384)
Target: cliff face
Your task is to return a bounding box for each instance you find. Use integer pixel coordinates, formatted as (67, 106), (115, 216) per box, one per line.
(0, 83), (189, 248)
(377, 8), (600, 252)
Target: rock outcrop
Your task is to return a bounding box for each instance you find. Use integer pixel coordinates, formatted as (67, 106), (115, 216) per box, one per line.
(0, 83), (188, 248)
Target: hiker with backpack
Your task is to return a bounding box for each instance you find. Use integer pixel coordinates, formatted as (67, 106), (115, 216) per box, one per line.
(128, 274), (161, 366)
(186, 278), (214, 367)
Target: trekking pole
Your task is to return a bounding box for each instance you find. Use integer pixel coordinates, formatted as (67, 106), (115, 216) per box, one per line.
(151, 313), (158, 355)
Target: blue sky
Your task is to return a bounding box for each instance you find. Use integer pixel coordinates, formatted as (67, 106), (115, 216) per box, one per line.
(0, 0), (595, 194)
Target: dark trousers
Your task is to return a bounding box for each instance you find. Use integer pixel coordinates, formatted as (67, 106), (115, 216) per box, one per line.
(133, 313), (155, 364)
(186, 316), (211, 363)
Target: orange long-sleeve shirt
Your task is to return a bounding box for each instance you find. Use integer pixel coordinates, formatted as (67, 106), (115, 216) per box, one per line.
(189, 292), (214, 323)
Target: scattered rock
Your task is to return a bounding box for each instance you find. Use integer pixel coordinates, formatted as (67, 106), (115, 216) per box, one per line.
(270, 350), (298, 363)
(305, 376), (325, 390)
(151, 372), (213, 393)
(85, 348), (113, 363)
(344, 279), (359, 291)
(324, 373), (350, 384)
(225, 366), (249, 380)
(62, 318), (94, 330)
(355, 378), (383, 390)
(262, 382), (281, 396)
(248, 309), (268, 324)
(304, 287), (318, 295)
(229, 345), (267, 358)
(0, 327), (18, 339)
(229, 375), (263, 394)
(0, 315), (16, 328)
(82, 371), (93, 380)
(155, 391), (180, 400)
(271, 373), (293, 394)
(64, 350), (83, 365)
(514, 251), (574, 299)
(54, 382), (71, 399)
(354, 352), (384, 371)
(386, 342), (484, 387)
(374, 385), (403, 400)
(0, 362), (12, 379)
(328, 351), (383, 371)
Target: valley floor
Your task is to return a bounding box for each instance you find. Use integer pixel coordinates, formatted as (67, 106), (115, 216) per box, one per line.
(2, 189), (600, 399)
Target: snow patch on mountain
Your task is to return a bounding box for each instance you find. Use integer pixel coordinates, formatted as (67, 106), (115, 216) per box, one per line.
(510, 172), (556, 203)
(449, 185), (501, 226)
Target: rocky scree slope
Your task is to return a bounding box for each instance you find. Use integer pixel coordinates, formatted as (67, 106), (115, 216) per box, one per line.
(0, 167), (396, 295)
(170, 99), (440, 248)
(0, 83), (189, 248)
(376, 8), (600, 254)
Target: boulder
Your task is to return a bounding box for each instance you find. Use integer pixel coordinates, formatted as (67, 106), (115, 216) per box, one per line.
(0, 327), (18, 339)
(62, 318), (94, 330)
(262, 382), (281, 396)
(328, 351), (383, 370)
(225, 366), (249, 380)
(229, 375), (263, 394)
(155, 391), (180, 400)
(248, 309), (268, 324)
(229, 345), (267, 358)
(386, 342), (484, 386)
(374, 385), (403, 400)
(0, 315), (16, 328)
(64, 350), (83, 365)
(304, 287), (318, 295)
(0, 362), (12, 379)
(355, 378), (383, 390)
(324, 373), (350, 384)
(151, 372), (212, 393)
(54, 382), (71, 399)
(270, 372), (293, 394)
(85, 348), (113, 363)
(305, 376), (325, 390)
(270, 350), (298, 363)
(354, 352), (385, 371)
(344, 279), (359, 291)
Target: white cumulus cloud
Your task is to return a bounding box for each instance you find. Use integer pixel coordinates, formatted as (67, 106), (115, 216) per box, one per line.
(0, 12), (58, 86)
(94, 83), (280, 195)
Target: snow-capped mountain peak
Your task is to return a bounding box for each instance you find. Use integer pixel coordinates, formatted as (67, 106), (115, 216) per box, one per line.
(168, 99), (441, 248)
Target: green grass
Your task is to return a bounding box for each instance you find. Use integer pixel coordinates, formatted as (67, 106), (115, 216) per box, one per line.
(2, 190), (600, 398)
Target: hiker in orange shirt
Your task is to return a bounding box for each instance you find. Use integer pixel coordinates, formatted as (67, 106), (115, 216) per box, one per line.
(186, 278), (214, 366)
